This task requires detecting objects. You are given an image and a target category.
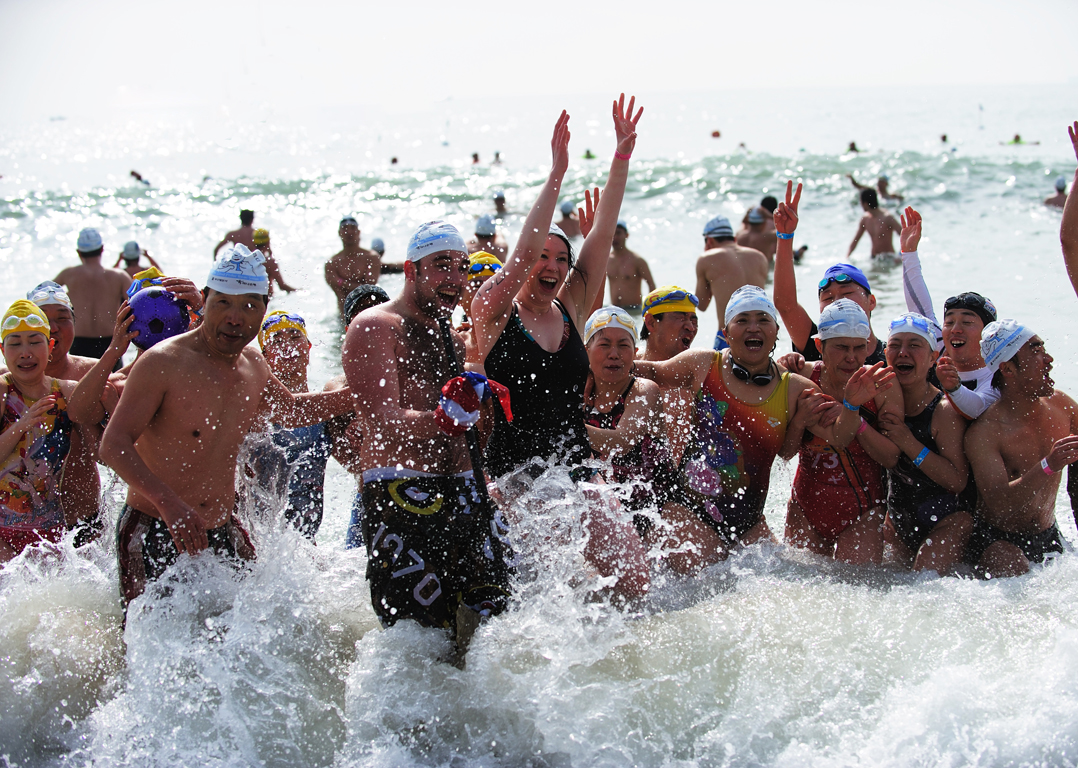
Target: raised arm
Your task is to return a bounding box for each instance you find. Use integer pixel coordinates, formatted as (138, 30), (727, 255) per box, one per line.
(898, 207), (938, 325)
(471, 111), (570, 354)
(561, 94), (643, 328)
(846, 174), (869, 192)
(1062, 121), (1078, 299)
(68, 304), (137, 426)
(772, 181), (814, 350)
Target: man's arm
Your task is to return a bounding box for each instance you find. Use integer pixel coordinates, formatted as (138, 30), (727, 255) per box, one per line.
(1061, 121), (1078, 299)
(264, 374), (354, 428)
(634, 349), (714, 391)
(68, 304), (137, 426)
(772, 181), (814, 351)
(846, 174), (869, 192)
(639, 257), (656, 294)
(848, 217), (866, 256)
(694, 258), (713, 312)
(99, 353), (209, 553)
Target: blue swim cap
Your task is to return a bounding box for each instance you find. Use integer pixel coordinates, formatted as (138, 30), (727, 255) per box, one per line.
(818, 263), (871, 295)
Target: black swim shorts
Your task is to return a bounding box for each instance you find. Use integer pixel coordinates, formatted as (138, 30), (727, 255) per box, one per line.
(965, 518), (1064, 566)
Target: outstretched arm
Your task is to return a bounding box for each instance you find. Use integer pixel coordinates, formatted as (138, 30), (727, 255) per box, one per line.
(561, 94), (643, 328)
(264, 375), (354, 428)
(772, 181), (814, 351)
(847, 174), (869, 192)
(1062, 121), (1078, 298)
(898, 207), (939, 326)
(68, 304), (137, 426)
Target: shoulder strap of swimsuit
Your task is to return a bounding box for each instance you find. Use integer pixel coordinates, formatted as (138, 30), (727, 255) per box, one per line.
(619, 376), (637, 404)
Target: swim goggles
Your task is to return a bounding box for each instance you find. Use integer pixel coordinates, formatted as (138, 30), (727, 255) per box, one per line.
(818, 273), (860, 291)
(887, 313), (940, 351)
(731, 358), (774, 387)
(28, 285), (72, 309)
(258, 310), (308, 349)
(469, 262), (502, 275)
(584, 307), (639, 345)
(643, 287), (699, 316)
(1, 301), (50, 341)
(2, 313), (47, 331)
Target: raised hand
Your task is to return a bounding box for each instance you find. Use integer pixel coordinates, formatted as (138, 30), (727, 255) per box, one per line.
(109, 302), (140, 358)
(936, 355), (961, 393)
(1069, 121), (1078, 163)
(161, 277), (203, 312)
(843, 362), (896, 408)
(578, 187), (601, 239)
(774, 180), (802, 235)
(551, 110), (571, 176)
(776, 351), (807, 376)
(900, 207), (922, 253)
(612, 93), (643, 157)
(1045, 434), (1078, 473)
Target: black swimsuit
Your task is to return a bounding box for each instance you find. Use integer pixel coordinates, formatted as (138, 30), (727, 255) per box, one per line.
(484, 298), (592, 478)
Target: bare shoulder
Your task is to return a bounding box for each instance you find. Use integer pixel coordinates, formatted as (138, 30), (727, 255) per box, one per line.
(55, 377), (80, 400)
(934, 397), (968, 429)
(786, 371), (819, 395)
(1048, 388), (1078, 413)
(632, 375), (660, 399)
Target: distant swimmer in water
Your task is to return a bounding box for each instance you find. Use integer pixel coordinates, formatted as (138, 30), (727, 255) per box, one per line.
(847, 173), (904, 203)
(114, 241), (162, 278)
(1062, 121), (1078, 299)
(640, 286), (699, 467)
(492, 151), (502, 165)
(369, 237), (404, 274)
(472, 152), (480, 165)
(251, 229), (297, 297)
(694, 214), (768, 350)
(53, 227), (134, 362)
(325, 216), (382, 314)
(556, 200), (582, 240)
(100, 245), (354, 611)
(605, 220), (655, 315)
(964, 320), (1078, 578)
(1045, 175), (1068, 208)
(492, 190), (508, 217)
(213, 209), (256, 257)
(341, 221), (514, 646)
(130, 170), (150, 186)
(849, 189), (901, 259)
(1002, 133), (1039, 146)
(583, 149), (596, 159)
(737, 208), (778, 262)
(467, 214), (509, 261)
(847, 142), (860, 153)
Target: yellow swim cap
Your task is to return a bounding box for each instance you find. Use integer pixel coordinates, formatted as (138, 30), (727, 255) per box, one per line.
(643, 285), (699, 317)
(258, 310), (308, 350)
(468, 251), (503, 280)
(253, 228), (270, 246)
(2, 300), (51, 342)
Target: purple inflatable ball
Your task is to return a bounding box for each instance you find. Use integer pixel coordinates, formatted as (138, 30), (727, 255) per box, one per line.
(128, 286), (188, 350)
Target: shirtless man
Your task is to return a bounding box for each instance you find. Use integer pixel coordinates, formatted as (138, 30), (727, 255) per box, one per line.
(736, 208), (778, 262)
(605, 221), (655, 313)
(53, 228), (133, 360)
(849, 189), (901, 259)
(325, 216), (381, 313)
(213, 209), (256, 257)
(467, 214), (509, 261)
(99, 245), (354, 608)
(341, 221), (513, 644)
(1045, 175), (1068, 208)
(493, 191), (508, 217)
(740, 196), (777, 232)
(640, 286), (699, 465)
(847, 173), (904, 203)
(964, 320), (1078, 577)
(251, 229), (297, 296)
(694, 214), (768, 350)
(556, 200), (582, 240)
(114, 241), (162, 278)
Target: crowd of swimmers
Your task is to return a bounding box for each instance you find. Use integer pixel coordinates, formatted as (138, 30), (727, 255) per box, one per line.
(2, 99), (1077, 656)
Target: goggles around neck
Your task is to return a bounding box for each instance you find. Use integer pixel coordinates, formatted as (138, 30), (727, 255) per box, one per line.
(731, 358), (775, 386)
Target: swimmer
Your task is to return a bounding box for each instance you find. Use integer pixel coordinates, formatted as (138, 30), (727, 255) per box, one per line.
(964, 320), (1078, 577)
(605, 220), (655, 315)
(99, 245), (354, 609)
(492, 190), (508, 217)
(847, 173), (904, 203)
(1001, 134), (1039, 146)
(53, 228), (134, 360)
(847, 142), (860, 153)
(736, 208), (778, 262)
(341, 221), (514, 644)
(467, 214), (509, 261)
(771, 182), (887, 371)
(457, 252), (502, 366)
(635, 286), (894, 549)
(877, 313), (971, 574)
(784, 300), (903, 565)
(472, 152), (480, 165)
(255, 311), (332, 540)
(492, 151), (502, 165)
(325, 216), (382, 314)
(640, 286), (699, 466)
(0, 301), (110, 562)
(1063, 121), (1078, 299)
(1045, 175), (1068, 209)
(130, 170), (150, 186)
(213, 209), (256, 256)
(694, 215), (768, 350)
(583, 306), (720, 574)
(739, 195), (777, 232)
(113, 241), (162, 278)
(556, 200), (582, 240)
(251, 229), (296, 296)
(848, 189), (901, 259)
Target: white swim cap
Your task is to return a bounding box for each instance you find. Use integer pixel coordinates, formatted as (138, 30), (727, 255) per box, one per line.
(1056, 175), (1068, 192)
(725, 285), (777, 326)
(887, 312), (940, 352)
(559, 200), (576, 216)
(122, 241), (140, 260)
(475, 214), (497, 237)
(406, 221), (467, 263)
(584, 306), (638, 346)
(76, 227), (103, 252)
(980, 319), (1036, 374)
(370, 237), (385, 255)
(27, 281), (73, 311)
(817, 298), (870, 340)
(206, 244), (269, 295)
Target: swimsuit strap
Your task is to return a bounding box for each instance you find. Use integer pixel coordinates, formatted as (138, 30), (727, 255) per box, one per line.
(512, 299), (572, 351)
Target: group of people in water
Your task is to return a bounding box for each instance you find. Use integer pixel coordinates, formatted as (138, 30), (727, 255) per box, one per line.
(2, 98), (1077, 654)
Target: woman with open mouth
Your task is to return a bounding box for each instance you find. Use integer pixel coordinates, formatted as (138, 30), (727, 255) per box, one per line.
(878, 313), (972, 573)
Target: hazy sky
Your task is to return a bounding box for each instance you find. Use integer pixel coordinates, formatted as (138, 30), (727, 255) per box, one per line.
(2, 0), (1076, 118)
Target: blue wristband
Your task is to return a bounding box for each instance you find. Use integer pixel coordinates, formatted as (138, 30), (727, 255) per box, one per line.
(913, 447), (930, 467)
(841, 399), (859, 412)
(776, 232), (794, 240)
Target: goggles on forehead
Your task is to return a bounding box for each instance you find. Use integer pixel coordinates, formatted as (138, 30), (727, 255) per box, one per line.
(585, 307), (639, 345)
(29, 287), (72, 306)
(2, 313), (48, 332)
(469, 262), (502, 275)
(889, 314), (931, 335)
(644, 288), (699, 312)
(261, 311), (306, 331)
(818, 273), (859, 291)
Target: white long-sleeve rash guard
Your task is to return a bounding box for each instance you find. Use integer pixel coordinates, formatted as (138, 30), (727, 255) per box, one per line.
(901, 249), (1000, 419)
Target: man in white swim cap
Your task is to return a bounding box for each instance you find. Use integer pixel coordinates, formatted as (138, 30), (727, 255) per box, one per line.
(325, 215), (383, 315)
(556, 199), (582, 240)
(963, 320), (1078, 577)
(694, 215), (769, 350)
(341, 220), (514, 650)
(1045, 174), (1068, 209)
(101, 243), (356, 612)
(467, 213), (508, 260)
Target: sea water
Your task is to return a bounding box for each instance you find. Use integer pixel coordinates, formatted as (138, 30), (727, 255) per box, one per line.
(1, 83), (1077, 766)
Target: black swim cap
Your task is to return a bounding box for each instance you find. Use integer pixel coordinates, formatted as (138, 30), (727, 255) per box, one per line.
(944, 292), (996, 327)
(344, 284), (390, 323)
